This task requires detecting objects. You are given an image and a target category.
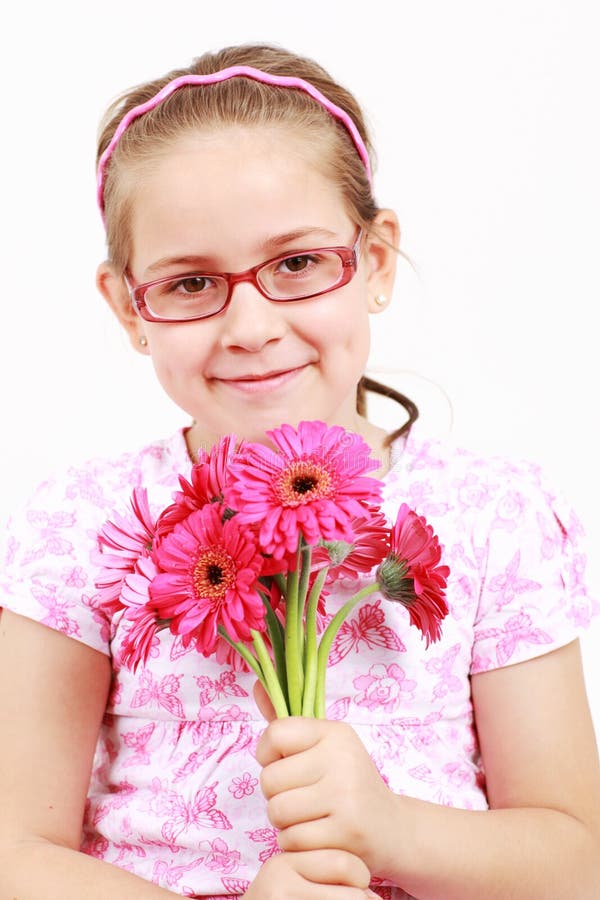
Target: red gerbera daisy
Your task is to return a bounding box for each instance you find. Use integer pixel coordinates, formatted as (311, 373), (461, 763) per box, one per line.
(155, 434), (238, 541)
(225, 421), (383, 559)
(151, 504), (265, 655)
(376, 504), (449, 646)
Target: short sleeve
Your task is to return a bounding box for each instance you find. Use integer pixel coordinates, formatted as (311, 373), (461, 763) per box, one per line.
(0, 472), (112, 656)
(470, 460), (599, 674)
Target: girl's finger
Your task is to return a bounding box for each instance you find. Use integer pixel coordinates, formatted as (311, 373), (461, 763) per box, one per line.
(287, 848), (371, 888)
(266, 783), (329, 830)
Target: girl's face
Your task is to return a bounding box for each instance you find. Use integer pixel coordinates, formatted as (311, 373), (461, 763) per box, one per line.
(99, 127), (399, 452)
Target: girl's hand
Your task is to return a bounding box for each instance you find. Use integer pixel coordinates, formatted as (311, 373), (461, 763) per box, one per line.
(241, 849), (375, 899)
(255, 716), (399, 876)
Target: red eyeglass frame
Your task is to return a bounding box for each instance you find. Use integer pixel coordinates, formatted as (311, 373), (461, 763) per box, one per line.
(124, 229), (363, 323)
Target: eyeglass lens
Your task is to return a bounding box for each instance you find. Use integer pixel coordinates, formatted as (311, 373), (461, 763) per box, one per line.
(143, 250), (346, 320)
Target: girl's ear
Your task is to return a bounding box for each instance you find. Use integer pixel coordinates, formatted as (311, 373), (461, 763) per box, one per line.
(363, 208), (401, 313)
(96, 261), (149, 353)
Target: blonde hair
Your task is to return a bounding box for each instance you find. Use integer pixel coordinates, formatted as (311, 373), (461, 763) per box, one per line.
(96, 43), (417, 441)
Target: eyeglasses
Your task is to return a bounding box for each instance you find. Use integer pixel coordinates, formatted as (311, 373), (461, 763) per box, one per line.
(125, 229), (363, 323)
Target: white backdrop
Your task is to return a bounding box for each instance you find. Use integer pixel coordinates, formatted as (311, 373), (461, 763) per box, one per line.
(2, 0), (599, 736)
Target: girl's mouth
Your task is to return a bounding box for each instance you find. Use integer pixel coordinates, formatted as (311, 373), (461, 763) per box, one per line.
(216, 365), (308, 394)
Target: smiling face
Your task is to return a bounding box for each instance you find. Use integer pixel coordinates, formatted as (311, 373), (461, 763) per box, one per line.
(98, 126), (399, 454)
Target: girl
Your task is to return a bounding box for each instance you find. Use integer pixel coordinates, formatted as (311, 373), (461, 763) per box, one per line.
(0, 43), (599, 900)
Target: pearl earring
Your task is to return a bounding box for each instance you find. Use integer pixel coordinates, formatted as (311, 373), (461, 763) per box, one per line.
(374, 294), (387, 307)
(139, 336), (148, 347)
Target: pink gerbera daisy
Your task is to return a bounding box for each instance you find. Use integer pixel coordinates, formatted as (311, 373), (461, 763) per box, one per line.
(311, 509), (390, 582)
(151, 504), (265, 655)
(155, 434), (238, 541)
(376, 504), (449, 646)
(225, 421), (383, 559)
(94, 488), (157, 614)
(117, 555), (165, 671)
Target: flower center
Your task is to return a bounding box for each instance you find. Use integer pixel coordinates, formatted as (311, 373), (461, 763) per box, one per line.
(193, 547), (236, 600)
(276, 459), (333, 507)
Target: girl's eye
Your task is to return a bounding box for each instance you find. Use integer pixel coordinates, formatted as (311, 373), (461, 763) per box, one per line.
(279, 254), (316, 274)
(175, 276), (212, 294)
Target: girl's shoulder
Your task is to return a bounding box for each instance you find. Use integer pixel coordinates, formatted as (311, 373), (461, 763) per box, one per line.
(386, 430), (564, 509)
(8, 430), (191, 524)
(383, 429), (586, 555)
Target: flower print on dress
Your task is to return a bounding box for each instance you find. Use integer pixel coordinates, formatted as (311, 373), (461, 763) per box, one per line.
(404, 480), (451, 518)
(353, 663), (417, 713)
(22, 509), (76, 563)
(474, 609), (553, 668)
(491, 489), (527, 533)
(65, 466), (113, 507)
(31, 581), (81, 638)
(424, 643), (462, 700)
(61, 565), (87, 587)
(152, 857), (205, 891)
(228, 772), (258, 799)
(486, 550), (542, 612)
(442, 759), (476, 789)
(121, 722), (156, 767)
(407, 439), (446, 471)
(456, 471), (496, 513)
(328, 599), (405, 666)
(92, 780), (137, 825)
(202, 836), (242, 874)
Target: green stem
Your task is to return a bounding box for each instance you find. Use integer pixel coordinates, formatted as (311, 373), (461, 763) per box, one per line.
(273, 572), (288, 598)
(284, 544), (304, 715)
(297, 542), (313, 682)
(314, 582), (381, 718)
(301, 565), (329, 717)
(251, 629), (290, 718)
(217, 625), (265, 686)
(259, 590), (288, 708)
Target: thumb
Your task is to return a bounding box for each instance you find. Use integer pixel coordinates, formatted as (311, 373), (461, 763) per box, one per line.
(253, 680), (277, 722)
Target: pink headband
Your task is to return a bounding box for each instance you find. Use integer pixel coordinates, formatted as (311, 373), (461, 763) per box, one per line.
(96, 64), (372, 216)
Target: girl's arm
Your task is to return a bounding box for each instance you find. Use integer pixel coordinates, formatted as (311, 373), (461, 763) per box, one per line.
(0, 609), (176, 898)
(258, 640), (600, 899)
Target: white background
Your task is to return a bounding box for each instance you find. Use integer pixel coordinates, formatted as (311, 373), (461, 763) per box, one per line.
(1, 1), (599, 736)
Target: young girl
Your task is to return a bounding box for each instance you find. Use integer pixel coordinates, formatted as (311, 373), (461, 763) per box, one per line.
(0, 43), (599, 900)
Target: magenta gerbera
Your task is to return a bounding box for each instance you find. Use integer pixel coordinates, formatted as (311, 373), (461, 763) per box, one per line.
(376, 503), (449, 646)
(151, 503), (265, 655)
(225, 421), (383, 559)
(155, 434), (238, 541)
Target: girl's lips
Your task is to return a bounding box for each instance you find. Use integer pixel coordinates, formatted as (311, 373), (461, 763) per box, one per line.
(216, 365), (308, 394)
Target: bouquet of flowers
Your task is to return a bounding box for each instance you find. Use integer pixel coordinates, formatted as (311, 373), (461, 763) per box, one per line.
(95, 421), (449, 718)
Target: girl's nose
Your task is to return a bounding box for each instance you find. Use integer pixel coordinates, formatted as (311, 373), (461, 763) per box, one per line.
(219, 282), (287, 352)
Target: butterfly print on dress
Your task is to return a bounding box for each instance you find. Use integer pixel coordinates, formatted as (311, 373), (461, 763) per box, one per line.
(329, 600), (405, 665)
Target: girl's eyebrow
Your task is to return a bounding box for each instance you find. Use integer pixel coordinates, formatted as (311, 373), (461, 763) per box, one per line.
(145, 228), (341, 277)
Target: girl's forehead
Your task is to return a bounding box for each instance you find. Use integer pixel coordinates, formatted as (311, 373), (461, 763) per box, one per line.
(128, 128), (352, 271)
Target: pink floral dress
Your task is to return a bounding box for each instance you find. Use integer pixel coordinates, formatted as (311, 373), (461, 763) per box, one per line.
(1, 429), (597, 899)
